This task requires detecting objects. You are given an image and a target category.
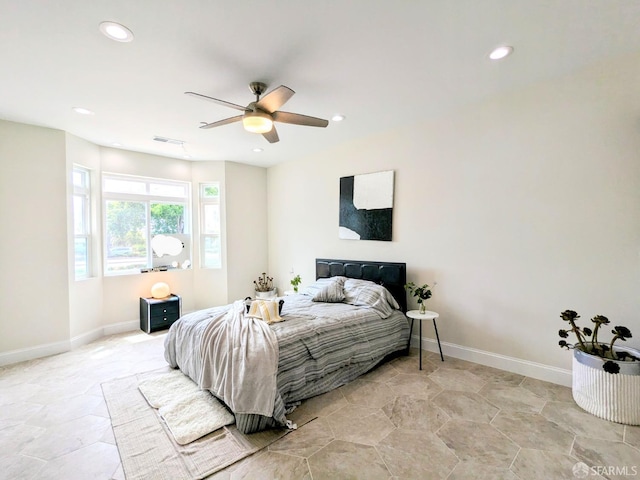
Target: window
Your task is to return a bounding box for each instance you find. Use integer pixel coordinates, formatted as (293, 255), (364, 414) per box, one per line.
(200, 183), (221, 268)
(103, 173), (191, 275)
(73, 166), (91, 279)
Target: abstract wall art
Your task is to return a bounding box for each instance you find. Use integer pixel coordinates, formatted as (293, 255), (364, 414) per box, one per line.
(339, 170), (394, 241)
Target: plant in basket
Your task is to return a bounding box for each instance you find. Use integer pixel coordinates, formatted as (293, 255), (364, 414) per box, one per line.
(558, 309), (640, 425)
(558, 310), (638, 373)
(254, 272), (276, 299)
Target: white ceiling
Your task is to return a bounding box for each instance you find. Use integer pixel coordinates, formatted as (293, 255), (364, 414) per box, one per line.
(1, 1), (639, 167)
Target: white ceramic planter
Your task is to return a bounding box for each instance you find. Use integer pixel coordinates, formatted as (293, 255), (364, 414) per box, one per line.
(572, 345), (640, 425)
(255, 289), (277, 300)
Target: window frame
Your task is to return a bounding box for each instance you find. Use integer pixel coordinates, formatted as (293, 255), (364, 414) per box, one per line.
(72, 166), (92, 279)
(102, 172), (191, 276)
(199, 182), (221, 269)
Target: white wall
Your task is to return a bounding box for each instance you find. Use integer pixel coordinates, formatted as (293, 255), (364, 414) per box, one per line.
(268, 52), (640, 379)
(0, 120), (70, 356)
(225, 162), (268, 301)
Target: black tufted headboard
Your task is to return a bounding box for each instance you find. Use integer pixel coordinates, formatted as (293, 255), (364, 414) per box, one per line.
(315, 258), (407, 312)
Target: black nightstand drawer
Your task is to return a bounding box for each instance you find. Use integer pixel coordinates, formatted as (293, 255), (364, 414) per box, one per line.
(140, 294), (181, 333)
(149, 301), (180, 319)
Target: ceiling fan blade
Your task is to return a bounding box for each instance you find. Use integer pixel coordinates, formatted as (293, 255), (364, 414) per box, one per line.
(199, 115), (243, 129)
(262, 125), (279, 143)
(256, 85), (295, 113)
(272, 111), (329, 128)
(185, 92), (248, 112)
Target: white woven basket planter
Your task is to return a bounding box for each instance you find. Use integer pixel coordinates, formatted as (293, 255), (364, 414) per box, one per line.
(572, 345), (640, 425)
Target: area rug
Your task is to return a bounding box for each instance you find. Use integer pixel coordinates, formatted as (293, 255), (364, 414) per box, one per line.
(138, 369), (235, 445)
(102, 368), (315, 480)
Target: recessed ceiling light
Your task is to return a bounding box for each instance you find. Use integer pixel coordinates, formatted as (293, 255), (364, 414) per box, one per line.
(489, 45), (513, 60)
(99, 21), (134, 42)
(331, 114), (345, 122)
(72, 107), (94, 115)
(252, 148), (263, 153)
(112, 142), (122, 147)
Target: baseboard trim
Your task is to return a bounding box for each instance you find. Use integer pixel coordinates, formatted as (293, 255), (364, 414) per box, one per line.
(0, 339), (70, 367)
(2, 321), (572, 387)
(70, 327), (104, 350)
(411, 334), (572, 387)
(103, 320), (139, 336)
(1, 320), (139, 367)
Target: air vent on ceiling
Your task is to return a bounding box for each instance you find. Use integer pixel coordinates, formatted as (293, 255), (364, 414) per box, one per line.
(153, 136), (184, 145)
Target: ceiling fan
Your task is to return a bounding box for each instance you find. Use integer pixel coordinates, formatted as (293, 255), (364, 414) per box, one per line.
(185, 82), (329, 143)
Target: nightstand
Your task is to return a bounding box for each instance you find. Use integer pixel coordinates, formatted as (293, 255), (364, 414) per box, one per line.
(406, 309), (444, 369)
(140, 294), (181, 333)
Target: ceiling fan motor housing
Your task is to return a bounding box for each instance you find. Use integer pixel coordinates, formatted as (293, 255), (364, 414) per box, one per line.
(249, 81), (268, 98)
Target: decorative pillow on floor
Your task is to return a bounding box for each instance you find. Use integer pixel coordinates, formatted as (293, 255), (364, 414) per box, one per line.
(138, 370), (235, 445)
(158, 389), (234, 445)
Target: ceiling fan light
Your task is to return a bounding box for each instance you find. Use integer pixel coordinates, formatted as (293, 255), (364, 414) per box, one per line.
(243, 112), (273, 133)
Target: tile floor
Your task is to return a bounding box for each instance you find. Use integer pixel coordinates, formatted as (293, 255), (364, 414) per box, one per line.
(1, 331), (639, 479)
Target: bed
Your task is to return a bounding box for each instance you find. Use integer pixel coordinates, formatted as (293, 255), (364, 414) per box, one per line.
(164, 258), (410, 433)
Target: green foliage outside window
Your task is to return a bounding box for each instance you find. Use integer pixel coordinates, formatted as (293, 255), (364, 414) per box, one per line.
(203, 185), (219, 197)
(106, 201), (146, 255)
(151, 203), (185, 234)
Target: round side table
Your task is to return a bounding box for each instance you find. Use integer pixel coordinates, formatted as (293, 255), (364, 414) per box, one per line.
(406, 310), (444, 369)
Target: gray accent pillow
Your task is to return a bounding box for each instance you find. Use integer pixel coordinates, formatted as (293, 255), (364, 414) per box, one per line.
(343, 279), (399, 318)
(302, 276), (347, 297)
(312, 280), (346, 303)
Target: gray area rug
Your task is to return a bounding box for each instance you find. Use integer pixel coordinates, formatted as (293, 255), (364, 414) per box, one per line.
(102, 368), (313, 480)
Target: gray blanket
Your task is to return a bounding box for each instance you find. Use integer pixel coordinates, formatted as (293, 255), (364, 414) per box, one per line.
(165, 300), (278, 417)
(199, 301), (278, 416)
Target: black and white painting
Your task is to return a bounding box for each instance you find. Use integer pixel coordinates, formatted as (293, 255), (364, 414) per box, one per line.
(339, 170), (394, 241)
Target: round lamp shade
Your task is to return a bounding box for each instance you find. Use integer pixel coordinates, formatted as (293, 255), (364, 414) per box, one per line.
(151, 282), (171, 299)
